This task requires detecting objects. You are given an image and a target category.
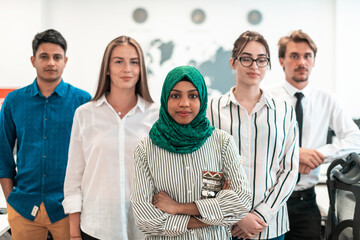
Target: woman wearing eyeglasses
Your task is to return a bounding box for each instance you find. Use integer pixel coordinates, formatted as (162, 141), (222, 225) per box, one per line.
(207, 31), (299, 240)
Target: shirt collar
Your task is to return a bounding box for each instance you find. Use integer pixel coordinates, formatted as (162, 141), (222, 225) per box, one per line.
(222, 86), (275, 110)
(221, 87), (275, 109)
(95, 93), (146, 113)
(30, 78), (67, 97)
(283, 80), (311, 98)
(95, 94), (108, 107)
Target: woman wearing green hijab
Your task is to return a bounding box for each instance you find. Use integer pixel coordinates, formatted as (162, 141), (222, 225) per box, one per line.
(131, 66), (252, 239)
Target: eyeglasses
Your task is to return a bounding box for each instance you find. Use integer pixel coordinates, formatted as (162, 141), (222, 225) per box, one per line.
(235, 57), (270, 68)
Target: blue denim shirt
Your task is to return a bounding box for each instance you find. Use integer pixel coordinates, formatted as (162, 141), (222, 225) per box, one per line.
(0, 79), (91, 223)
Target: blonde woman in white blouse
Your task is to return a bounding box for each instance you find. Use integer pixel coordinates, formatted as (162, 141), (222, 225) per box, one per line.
(62, 36), (158, 240)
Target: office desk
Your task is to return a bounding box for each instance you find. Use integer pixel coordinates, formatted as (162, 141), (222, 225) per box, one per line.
(0, 188), (9, 236)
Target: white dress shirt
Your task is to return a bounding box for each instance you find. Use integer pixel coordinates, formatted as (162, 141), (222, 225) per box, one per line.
(207, 89), (299, 239)
(267, 81), (360, 191)
(62, 94), (158, 240)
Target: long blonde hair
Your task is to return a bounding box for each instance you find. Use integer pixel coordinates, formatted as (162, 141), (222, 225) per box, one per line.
(93, 36), (153, 102)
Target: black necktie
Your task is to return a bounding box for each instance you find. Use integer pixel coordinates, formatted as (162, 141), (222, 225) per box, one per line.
(295, 92), (304, 147)
(295, 92), (304, 183)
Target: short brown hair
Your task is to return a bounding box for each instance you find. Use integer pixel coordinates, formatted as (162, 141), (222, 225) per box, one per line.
(231, 31), (271, 69)
(93, 36), (153, 102)
(278, 30), (317, 58)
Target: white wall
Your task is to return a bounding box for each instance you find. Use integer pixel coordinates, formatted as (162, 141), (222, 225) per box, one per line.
(0, 0), (359, 117)
(0, 0), (42, 88)
(335, 0), (360, 118)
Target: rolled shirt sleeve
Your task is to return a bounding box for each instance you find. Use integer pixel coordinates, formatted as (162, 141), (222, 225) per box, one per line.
(62, 110), (85, 214)
(0, 96), (17, 180)
(317, 97), (360, 161)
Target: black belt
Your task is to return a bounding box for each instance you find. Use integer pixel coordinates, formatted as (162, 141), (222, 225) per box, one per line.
(290, 186), (315, 199)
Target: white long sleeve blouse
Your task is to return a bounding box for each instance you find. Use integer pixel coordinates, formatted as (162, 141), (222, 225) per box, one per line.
(62, 94), (158, 240)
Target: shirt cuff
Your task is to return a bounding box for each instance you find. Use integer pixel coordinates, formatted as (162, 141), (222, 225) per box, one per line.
(62, 194), (82, 214)
(195, 198), (223, 224)
(0, 170), (15, 179)
(164, 214), (190, 236)
(253, 202), (276, 224)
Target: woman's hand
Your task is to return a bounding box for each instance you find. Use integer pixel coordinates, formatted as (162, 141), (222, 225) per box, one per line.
(153, 191), (201, 216)
(152, 191), (181, 215)
(222, 177), (230, 190)
(231, 212), (267, 239)
(69, 212), (82, 240)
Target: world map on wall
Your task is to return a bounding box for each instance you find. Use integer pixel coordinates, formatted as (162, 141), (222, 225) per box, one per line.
(145, 39), (235, 98)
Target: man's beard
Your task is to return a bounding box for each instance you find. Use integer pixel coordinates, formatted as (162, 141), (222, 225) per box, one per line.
(292, 67), (309, 82)
(292, 76), (308, 82)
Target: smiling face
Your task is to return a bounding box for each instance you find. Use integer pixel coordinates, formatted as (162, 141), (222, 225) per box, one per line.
(230, 40), (268, 88)
(31, 42), (68, 84)
(108, 44), (140, 92)
(279, 41), (315, 89)
(167, 81), (200, 125)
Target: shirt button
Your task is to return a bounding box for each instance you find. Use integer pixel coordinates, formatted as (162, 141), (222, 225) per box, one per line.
(188, 190), (192, 194)
(43, 136), (47, 140)
(43, 174), (46, 178)
(45, 118), (47, 121)
(43, 155), (46, 158)
(45, 100), (48, 103)
(186, 166), (190, 170)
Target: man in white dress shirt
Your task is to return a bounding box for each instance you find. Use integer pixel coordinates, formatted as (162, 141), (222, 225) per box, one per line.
(267, 30), (360, 240)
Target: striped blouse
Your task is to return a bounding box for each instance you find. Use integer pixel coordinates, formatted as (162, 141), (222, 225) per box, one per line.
(207, 89), (299, 239)
(131, 129), (252, 239)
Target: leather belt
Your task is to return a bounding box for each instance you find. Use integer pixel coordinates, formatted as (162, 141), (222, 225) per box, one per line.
(290, 186), (315, 199)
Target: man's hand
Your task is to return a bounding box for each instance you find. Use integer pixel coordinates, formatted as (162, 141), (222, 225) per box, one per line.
(299, 148), (325, 169)
(152, 191), (180, 215)
(299, 163), (311, 174)
(0, 178), (13, 200)
(231, 212), (267, 239)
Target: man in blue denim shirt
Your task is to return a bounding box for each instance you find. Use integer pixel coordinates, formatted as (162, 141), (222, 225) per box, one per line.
(0, 29), (91, 240)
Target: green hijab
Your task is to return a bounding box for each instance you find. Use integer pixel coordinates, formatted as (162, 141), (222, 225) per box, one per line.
(149, 66), (214, 154)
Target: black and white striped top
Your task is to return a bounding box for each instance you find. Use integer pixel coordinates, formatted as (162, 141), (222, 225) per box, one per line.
(131, 129), (252, 239)
(207, 90), (299, 239)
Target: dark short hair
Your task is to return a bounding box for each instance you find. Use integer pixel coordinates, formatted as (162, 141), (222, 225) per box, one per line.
(231, 31), (271, 69)
(32, 29), (67, 56)
(278, 30), (317, 58)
